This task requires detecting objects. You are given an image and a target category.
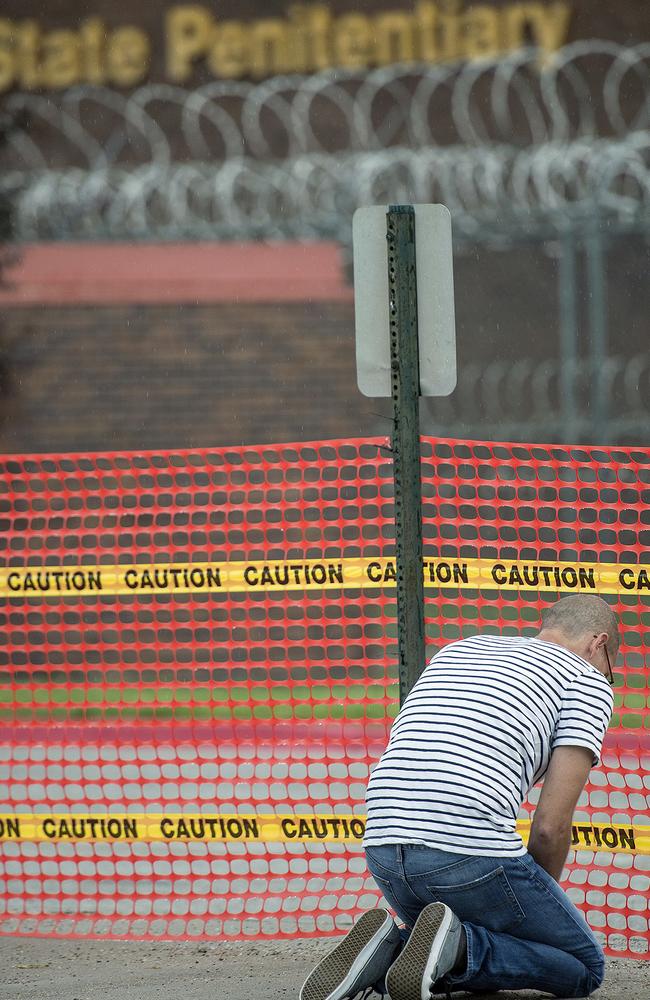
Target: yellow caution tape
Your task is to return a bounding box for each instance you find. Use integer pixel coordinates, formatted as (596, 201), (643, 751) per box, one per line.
(1, 557), (649, 597)
(516, 819), (647, 854)
(0, 814), (648, 853)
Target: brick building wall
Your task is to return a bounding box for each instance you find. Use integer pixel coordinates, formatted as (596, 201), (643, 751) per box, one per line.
(0, 243), (373, 454)
(0, 300), (373, 453)
(0, 236), (646, 455)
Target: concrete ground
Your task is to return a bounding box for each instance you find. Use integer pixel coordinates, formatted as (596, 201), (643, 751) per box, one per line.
(0, 936), (648, 1000)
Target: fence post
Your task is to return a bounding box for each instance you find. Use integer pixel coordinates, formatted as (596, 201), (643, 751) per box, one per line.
(558, 229), (579, 439)
(387, 205), (426, 707)
(586, 216), (609, 443)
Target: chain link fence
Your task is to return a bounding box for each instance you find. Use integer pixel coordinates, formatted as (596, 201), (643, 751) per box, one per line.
(422, 354), (650, 446)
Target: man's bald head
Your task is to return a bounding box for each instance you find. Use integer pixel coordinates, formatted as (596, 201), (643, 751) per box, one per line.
(539, 595), (620, 658)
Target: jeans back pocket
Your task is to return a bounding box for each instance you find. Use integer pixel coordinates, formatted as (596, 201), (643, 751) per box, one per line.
(426, 865), (526, 933)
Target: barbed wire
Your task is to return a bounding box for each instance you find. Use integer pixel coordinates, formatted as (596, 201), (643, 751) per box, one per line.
(0, 43), (649, 240)
(1, 135), (648, 242)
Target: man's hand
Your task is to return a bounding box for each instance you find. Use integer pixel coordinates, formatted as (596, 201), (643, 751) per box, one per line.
(527, 745), (594, 881)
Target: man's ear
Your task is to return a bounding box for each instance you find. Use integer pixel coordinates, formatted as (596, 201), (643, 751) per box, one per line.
(594, 631), (609, 651)
(586, 631), (608, 662)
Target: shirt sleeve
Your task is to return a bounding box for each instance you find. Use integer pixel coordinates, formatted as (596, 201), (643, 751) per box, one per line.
(551, 671), (614, 766)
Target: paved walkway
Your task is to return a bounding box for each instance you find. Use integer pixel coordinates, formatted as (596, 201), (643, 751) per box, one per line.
(1, 936), (648, 1000)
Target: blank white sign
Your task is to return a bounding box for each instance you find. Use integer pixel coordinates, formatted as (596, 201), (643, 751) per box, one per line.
(353, 204), (457, 397)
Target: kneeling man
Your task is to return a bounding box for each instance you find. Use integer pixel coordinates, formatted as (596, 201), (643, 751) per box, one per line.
(301, 595), (616, 1000)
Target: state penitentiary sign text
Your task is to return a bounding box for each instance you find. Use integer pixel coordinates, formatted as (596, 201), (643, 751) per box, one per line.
(0, 2), (573, 92)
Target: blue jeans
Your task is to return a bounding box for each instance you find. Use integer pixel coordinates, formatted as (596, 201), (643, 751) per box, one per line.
(365, 844), (605, 998)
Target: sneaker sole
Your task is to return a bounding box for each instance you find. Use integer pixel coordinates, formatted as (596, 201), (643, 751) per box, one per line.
(386, 903), (453, 1000)
(300, 908), (395, 1000)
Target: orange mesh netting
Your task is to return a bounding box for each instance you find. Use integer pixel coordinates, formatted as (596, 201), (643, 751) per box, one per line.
(0, 437), (648, 956)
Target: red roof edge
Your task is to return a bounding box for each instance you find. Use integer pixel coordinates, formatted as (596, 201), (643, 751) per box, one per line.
(0, 242), (353, 306)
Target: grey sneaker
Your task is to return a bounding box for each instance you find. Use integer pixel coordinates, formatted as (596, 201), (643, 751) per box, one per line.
(385, 903), (463, 1000)
(300, 908), (402, 1000)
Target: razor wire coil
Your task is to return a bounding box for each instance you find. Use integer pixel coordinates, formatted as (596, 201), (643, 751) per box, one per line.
(1, 43), (649, 240)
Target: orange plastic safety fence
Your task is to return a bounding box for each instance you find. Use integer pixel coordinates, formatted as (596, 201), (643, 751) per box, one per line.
(0, 438), (648, 957)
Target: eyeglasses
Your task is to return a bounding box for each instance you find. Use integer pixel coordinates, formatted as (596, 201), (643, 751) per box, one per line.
(594, 635), (614, 686)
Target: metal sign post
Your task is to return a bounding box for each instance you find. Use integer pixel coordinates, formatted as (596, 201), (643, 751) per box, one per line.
(387, 206), (426, 706)
(353, 203), (456, 707)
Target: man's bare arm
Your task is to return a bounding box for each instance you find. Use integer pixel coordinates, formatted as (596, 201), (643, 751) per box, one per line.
(527, 745), (594, 881)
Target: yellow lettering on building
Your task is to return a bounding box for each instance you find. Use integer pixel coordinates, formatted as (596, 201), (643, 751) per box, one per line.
(503, 2), (571, 62)
(166, 5), (214, 81)
(249, 19), (291, 78)
(303, 4), (332, 72)
(332, 15), (372, 69)
(436, 0), (461, 61)
(166, 1), (573, 81)
(0, 3), (573, 92)
(80, 19), (107, 86)
(462, 5), (501, 61)
(17, 21), (41, 90)
(107, 27), (151, 88)
(206, 21), (248, 79)
(0, 17), (150, 91)
(375, 13), (415, 65)
(0, 20), (14, 91)
(286, 4), (312, 73)
(41, 30), (81, 89)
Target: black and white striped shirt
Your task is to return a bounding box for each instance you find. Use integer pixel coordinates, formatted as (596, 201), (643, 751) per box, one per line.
(363, 634), (613, 856)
